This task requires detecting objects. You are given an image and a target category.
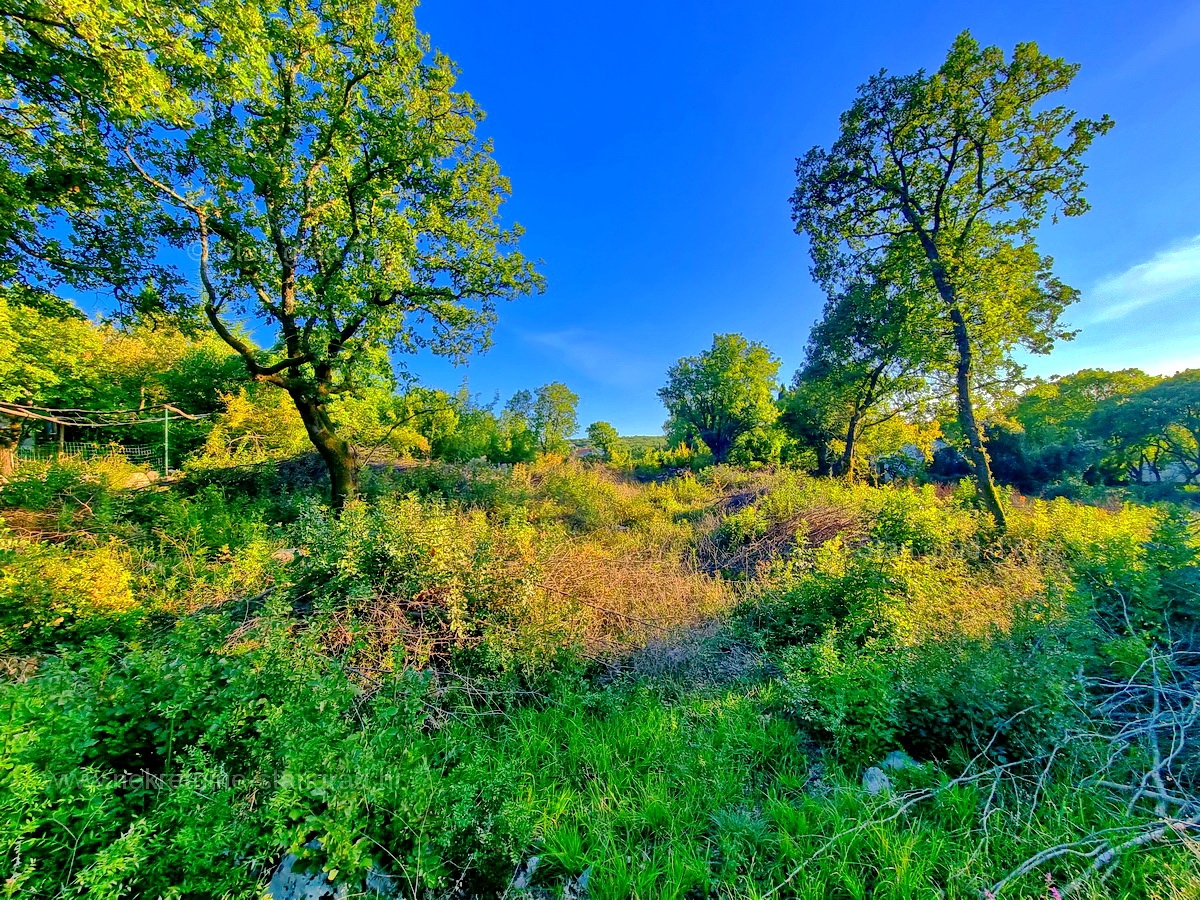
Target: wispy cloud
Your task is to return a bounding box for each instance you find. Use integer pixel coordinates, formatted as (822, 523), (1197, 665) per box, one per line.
(520, 328), (657, 388)
(1105, 1), (1200, 83)
(1083, 234), (1200, 323)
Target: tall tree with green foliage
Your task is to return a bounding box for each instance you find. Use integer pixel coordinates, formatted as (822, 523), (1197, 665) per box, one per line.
(791, 32), (1110, 529)
(1089, 371), (1200, 484)
(532, 382), (579, 455)
(779, 376), (842, 476)
(659, 334), (781, 464)
(586, 420), (631, 465)
(793, 261), (944, 478)
(33, 0), (543, 507)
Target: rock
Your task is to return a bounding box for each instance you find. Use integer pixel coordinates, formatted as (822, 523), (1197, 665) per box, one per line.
(563, 866), (592, 899)
(267, 851), (346, 900)
(267, 843), (397, 900)
(510, 855), (541, 891)
(123, 471), (160, 490)
(862, 766), (893, 796)
(880, 750), (919, 772)
(364, 865), (398, 897)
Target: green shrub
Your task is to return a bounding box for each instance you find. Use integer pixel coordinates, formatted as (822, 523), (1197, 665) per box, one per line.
(891, 616), (1088, 760)
(1052, 504), (1199, 638)
(534, 465), (625, 532)
(777, 633), (899, 764)
(3, 458), (1198, 898)
(0, 538), (138, 653)
(293, 495), (571, 673)
(738, 544), (895, 651)
(0, 456), (135, 512)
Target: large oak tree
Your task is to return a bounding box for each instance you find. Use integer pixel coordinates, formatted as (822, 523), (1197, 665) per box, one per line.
(791, 32), (1110, 529)
(127, 0), (542, 506)
(4, 0), (542, 506)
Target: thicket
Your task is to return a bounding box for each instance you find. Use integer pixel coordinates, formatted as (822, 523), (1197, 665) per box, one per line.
(2, 458), (1197, 898)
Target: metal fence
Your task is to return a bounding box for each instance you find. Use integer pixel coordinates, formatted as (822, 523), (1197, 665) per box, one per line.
(17, 442), (159, 464)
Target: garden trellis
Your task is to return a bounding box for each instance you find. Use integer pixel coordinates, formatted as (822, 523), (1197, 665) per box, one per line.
(0, 400), (208, 473)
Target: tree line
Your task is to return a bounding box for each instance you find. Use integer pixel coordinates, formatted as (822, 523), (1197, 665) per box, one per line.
(6, 1), (1182, 524)
(657, 329), (1200, 496)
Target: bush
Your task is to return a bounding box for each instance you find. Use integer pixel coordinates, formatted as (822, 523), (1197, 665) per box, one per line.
(778, 633), (899, 764)
(891, 616), (1088, 760)
(4, 456), (1199, 898)
(0, 456), (138, 512)
(0, 537), (138, 653)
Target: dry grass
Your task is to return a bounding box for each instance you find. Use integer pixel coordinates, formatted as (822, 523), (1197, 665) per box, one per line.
(0, 509), (77, 543)
(536, 540), (735, 655)
(698, 505), (863, 577)
(0, 655), (39, 682)
(886, 557), (1053, 646)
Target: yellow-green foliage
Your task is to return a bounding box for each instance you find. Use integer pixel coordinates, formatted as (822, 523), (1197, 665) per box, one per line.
(1, 458), (1197, 899)
(0, 534), (135, 651)
(201, 388), (310, 461)
(296, 490), (732, 672)
(0, 455), (145, 510)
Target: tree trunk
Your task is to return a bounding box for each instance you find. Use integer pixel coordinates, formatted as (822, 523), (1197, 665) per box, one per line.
(838, 414), (861, 480)
(838, 366), (882, 482)
(705, 431), (733, 464)
(913, 231), (1007, 530)
(290, 390), (359, 509)
(815, 439), (832, 477)
(948, 305), (1007, 530)
(0, 414), (21, 479)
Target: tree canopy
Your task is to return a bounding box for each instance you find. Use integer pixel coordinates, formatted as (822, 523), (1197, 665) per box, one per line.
(659, 334), (781, 464)
(1012, 368), (1160, 446)
(531, 382), (579, 455)
(1089, 371), (1200, 485)
(0, 0), (212, 306)
(791, 31), (1110, 528)
(4, 0), (543, 507)
(789, 256), (944, 478)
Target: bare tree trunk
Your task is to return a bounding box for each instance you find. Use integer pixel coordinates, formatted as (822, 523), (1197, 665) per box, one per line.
(949, 305), (1007, 530)
(814, 439), (833, 477)
(705, 431), (734, 464)
(290, 390), (359, 510)
(913, 232), (1007, 530)
(838, 366), (883, 482)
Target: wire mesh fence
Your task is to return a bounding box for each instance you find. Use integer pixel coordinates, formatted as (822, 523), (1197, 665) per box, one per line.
(17, 442), (159, 464)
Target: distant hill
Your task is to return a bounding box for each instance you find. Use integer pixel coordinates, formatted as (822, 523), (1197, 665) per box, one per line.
(619, 435), (667, 453)
(571, 435), (666, 452)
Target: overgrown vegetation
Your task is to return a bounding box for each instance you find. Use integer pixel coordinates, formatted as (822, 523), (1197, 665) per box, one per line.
(2, 458), (1197, 897)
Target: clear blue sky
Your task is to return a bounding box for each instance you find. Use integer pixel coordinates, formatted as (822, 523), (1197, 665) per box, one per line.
(406, 0), (1200, 435)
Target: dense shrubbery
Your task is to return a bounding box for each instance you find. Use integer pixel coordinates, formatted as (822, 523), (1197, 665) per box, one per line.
(1, 460), (1198, 897)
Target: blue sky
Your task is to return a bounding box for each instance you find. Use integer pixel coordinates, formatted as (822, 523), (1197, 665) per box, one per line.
(404, 0), (1200, 435)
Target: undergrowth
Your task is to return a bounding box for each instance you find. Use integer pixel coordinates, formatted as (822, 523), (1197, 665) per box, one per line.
(1, 458), (1198, 897)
